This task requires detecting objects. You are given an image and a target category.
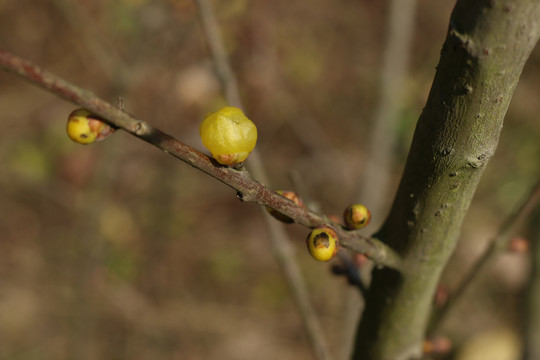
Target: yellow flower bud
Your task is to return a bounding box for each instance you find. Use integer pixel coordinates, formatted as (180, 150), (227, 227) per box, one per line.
(66, 109), (115, 145)
(306, 226), (339, 262)
(199, 106), (257, 166)
(266, 190), (304, 223)
(343, 204), (371, 230)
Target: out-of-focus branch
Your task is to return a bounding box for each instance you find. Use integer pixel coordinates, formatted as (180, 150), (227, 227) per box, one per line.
(194, 0), (241, 108)
(0, 49), (402, 270)
(51, 0), (124, 85)
(523, 207), (540, 359)
(428, 178), (540, 334)
(194, 2), (337, 359)
(357, 0), (417, 226)
(342, 1), (417, 357)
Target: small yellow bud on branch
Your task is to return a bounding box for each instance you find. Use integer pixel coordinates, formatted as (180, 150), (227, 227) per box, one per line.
(199, 106), (257, 166)
(66, 108), (115, 144)
(306, 226), (339, 262)
(343, 204), (371, 230)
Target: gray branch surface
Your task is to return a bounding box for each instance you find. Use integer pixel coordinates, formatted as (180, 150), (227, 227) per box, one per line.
(353, 1), (540, 359)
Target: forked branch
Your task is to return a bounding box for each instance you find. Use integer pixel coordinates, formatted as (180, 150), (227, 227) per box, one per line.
(428, 178), (540, 334)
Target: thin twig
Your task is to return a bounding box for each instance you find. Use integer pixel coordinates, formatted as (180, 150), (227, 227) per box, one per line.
(194, 0), (241, 108)
(428, 178), (540, 334)
(51, 0), (124, 84)
(357, 0), (417, 223)
(0, 49), (402, 271)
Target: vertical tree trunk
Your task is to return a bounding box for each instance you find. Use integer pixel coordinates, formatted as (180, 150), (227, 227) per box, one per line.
(353, 1), (540, 359)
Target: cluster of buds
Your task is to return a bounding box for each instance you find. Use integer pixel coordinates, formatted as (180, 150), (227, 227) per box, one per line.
(66, 109), (115, 144)
(199, 106), (257, 166)
(305, 203), (371, 262)
(264, 192), (372, 262)
(201, 109), (375, 264)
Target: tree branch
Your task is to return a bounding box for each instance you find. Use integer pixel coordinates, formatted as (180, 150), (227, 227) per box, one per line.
(194, 0), (241, 108)
(353, 1), (540, 359)
(0, 48), (402, 270)
(428, 177), (540, 334)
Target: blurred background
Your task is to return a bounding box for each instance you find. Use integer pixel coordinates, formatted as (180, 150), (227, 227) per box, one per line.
(1, 0), (540, 359)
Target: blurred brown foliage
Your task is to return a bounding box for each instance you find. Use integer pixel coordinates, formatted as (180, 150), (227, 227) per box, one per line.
(1, 0), (539, 359)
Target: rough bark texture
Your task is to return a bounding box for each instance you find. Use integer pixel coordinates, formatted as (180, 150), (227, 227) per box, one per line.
(353, 1), (540, 359)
